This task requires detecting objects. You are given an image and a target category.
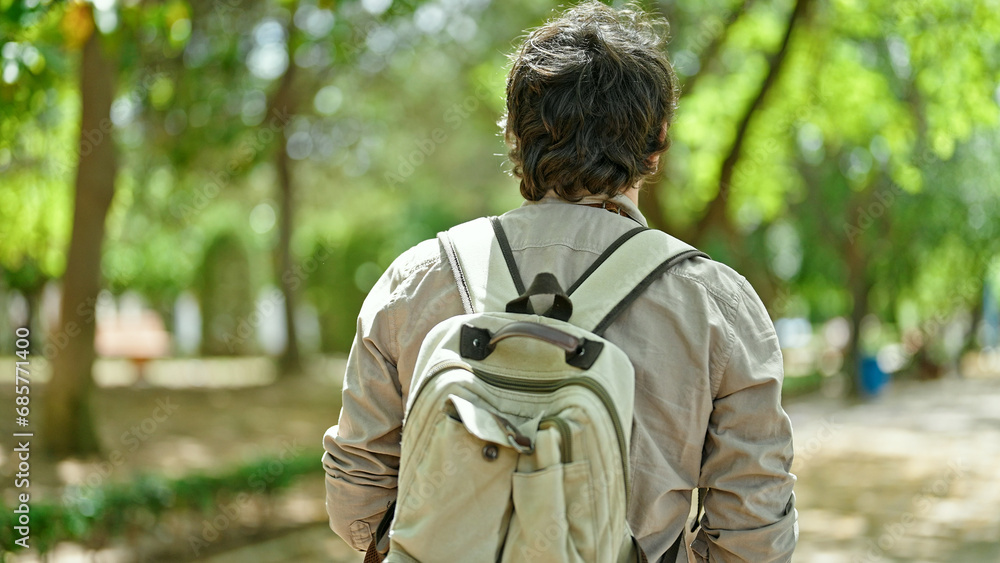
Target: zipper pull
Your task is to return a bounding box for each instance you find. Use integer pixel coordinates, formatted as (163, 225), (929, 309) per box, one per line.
(490, 412), (534, 454)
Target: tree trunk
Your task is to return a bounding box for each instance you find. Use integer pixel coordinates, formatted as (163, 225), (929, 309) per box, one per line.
(43, 30), (117, 458)
(276, 144), (302, 374)
(843, 214), (872, 399)
(844, 276), (865, 398)
(688, 0), (811, 247)
(270, 40), (302, 376)
(643, 0), (752, 236)
(678, 0), (756, 99)
(24, 283), (42, 344)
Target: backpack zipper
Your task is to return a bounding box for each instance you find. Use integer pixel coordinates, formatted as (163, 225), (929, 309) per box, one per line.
(413, 359), (630, 504)
(539, 416), (572, 463)
(410, 359), (477, 408)
(471, 368), (629, 505)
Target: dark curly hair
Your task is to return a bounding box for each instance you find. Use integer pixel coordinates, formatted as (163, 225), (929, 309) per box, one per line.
(502, 1), (679, 201)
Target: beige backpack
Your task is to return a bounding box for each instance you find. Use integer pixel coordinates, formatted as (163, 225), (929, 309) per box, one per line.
(368, 216), (705, 563)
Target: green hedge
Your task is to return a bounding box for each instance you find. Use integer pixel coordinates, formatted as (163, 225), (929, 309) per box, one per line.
(781, 372), (824, 399)
(0, 450), (321, 555)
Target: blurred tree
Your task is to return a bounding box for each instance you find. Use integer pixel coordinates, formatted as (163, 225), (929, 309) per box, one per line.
(198, 231), (254, 355)
(0, 2), (77, 329)
(642, 0), (1000, 394)
(42, 4), (117, 456)
(123, 0), (476, 372)
(1, 0), (998, 422)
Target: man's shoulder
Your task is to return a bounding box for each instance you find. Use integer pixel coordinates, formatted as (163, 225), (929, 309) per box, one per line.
(666, 250), (753, 314)
(385, 238), (448, 283)
(384, 223), (759, 318)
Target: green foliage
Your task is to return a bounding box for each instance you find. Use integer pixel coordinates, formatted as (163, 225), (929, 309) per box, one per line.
(0, 450), (320, 555)
(693, 0), (996, 329)
(300, 193), (467, 352)
(198, 231), (254, 355)
(1, 0), (998, 364)
(780, 372), (824, 399)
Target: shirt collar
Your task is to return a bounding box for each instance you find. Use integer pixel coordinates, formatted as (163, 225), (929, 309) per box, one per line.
(520, 191), (649, 228)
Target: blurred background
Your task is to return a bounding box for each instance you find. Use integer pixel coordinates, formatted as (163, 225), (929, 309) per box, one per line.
(1, 0), (999, 561)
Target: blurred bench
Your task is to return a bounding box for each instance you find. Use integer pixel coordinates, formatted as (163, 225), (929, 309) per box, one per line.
(95, 311), (171, 383)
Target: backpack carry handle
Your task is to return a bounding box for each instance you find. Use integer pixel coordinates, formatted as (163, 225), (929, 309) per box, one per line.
(488, 321), (581, 353)
(460, 322), (605, 369)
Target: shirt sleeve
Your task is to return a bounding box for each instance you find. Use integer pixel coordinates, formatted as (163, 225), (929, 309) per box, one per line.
(693, 277), (798, 562)
(322, 252), (411, 551)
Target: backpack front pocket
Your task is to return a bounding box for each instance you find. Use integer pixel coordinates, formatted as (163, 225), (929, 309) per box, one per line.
(502, 460), (596, 563)
(390, 401), (519, 562)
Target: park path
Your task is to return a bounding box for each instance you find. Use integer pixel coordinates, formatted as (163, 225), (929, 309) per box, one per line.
(788, 374), (1000, 562)
(192, 524), (363, 563)
(189, 373), (1000, 563)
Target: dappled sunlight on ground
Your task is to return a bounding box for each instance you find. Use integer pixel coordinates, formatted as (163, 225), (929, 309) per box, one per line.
(3, 357), (999, 561)
(788, 373), (1000, 562)
(193, 524), (363, 563)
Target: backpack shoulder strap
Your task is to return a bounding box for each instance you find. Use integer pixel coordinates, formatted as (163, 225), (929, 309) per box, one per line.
(437, 216), (522, 314)
(568, 229), (708, 336)
(439, 217), (708, 327)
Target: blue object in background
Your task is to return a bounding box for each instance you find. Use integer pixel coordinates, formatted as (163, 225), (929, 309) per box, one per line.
(983, 280), (999, 349)
(860, 356), (889, 396)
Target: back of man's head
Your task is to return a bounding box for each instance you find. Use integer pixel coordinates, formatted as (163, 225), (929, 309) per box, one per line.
(503, 1), (678, 202)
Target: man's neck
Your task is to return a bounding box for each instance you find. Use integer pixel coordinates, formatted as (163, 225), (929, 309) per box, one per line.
(539, 187), (641, 206)
(622, 187), (640, 207)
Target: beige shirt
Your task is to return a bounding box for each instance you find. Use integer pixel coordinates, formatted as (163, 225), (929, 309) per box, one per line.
(323, 194), (797, 562)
